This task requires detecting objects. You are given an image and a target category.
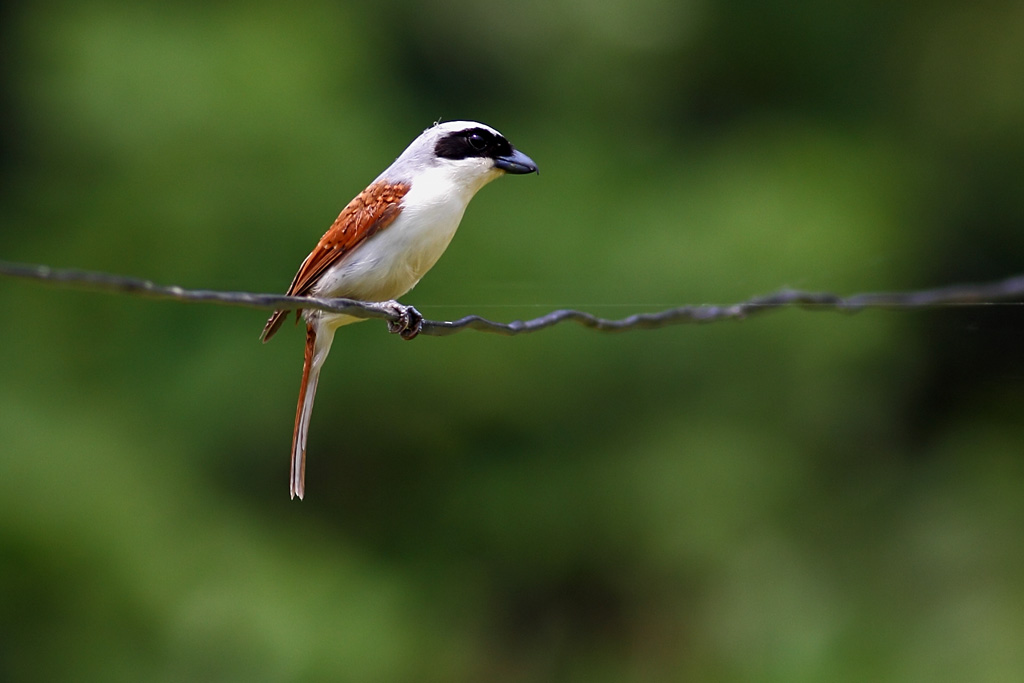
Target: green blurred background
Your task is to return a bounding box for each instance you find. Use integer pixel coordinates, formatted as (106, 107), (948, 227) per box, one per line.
(2, 0), (1024, 681)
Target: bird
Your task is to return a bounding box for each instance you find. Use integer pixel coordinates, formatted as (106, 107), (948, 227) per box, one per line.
(260, 121), (538, 499)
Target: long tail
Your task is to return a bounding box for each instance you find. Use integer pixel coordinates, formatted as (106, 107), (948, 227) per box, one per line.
(290, 321), (335, 499)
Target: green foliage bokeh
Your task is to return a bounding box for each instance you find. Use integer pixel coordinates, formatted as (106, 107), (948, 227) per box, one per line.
(2, 1), (1024, 681)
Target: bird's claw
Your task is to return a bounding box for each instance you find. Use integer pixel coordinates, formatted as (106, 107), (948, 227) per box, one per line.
(383, 301), (424, 340)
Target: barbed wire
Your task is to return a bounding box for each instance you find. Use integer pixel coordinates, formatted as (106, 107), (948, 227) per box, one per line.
(2, 260), (1023, 338)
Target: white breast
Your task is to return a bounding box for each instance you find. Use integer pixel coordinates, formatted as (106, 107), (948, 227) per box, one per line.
(312, 163), (500, 307)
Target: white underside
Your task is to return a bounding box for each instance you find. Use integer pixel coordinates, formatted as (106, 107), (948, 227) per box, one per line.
(309, 162), (500, 331)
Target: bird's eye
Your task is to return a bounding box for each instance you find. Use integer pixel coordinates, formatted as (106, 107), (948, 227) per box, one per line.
(467, 133), (487, 151)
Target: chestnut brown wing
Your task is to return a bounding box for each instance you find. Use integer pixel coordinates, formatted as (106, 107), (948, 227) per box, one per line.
(260, 181), (410, 342)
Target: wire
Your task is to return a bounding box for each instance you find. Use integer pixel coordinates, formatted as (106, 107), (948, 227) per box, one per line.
(2, 260), (1023, 338)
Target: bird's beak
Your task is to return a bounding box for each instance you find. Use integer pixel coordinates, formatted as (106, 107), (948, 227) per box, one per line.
(494, 149), (538, 175)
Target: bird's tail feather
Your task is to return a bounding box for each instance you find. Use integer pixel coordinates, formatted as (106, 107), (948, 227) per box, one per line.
(290, 322), (330, 499)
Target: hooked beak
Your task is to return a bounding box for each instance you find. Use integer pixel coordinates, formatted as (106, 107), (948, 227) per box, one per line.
(494, 149), (539, 175)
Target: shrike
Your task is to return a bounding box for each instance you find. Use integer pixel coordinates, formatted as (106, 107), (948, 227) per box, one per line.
(261, 121), (538, 499)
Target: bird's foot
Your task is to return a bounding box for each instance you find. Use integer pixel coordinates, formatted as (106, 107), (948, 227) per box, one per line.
(382, 301), (424, 340)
